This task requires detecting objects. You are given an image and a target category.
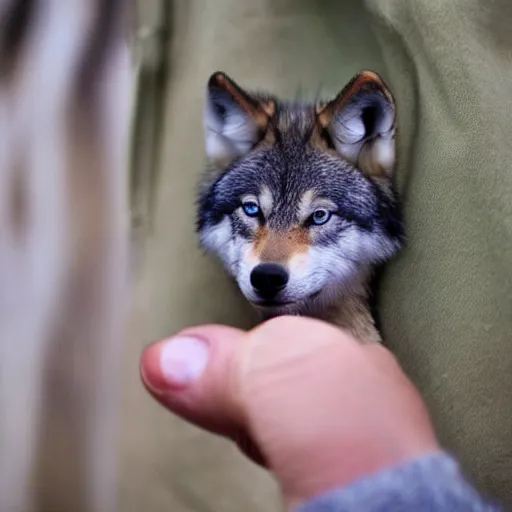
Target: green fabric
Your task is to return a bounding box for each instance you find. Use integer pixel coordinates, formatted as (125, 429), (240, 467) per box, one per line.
(122, 1), (512, 510)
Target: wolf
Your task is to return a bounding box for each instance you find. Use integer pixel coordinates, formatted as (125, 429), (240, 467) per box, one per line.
(197, 71), (404, 343)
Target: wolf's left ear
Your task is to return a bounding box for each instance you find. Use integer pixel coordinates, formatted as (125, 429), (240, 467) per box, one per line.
(317, 71), (396, 178)
(203, 72), (270, 169)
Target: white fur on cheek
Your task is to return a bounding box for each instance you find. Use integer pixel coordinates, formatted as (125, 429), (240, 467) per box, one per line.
(199, 217), (237, 273)
(288, 227), (399, 298)
(200, 217), (231, 253)
(307, 245), (358, 287)
(339, 226), (399, 265)
(235, 245), (261, 302)
(284, 250), (323, 298)
(200, 218), (263, 284)
(287, 251), (311, 282)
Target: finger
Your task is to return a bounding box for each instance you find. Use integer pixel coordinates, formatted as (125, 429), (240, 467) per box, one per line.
(141, 316), (379, 440)
(140, 324), (248, 439)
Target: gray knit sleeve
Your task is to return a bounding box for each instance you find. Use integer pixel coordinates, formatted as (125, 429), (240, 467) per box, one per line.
(296, 452), (501, 512)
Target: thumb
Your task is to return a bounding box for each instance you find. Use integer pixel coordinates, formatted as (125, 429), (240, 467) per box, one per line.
(139, 316), (363, 467)
(140, 324), (249, 440)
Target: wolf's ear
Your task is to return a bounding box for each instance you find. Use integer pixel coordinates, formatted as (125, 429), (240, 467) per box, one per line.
(317, 71), (396, 178)
(204, 72), (270, 169)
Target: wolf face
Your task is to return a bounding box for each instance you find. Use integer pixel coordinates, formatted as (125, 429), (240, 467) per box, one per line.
(197, 71), (404, 318)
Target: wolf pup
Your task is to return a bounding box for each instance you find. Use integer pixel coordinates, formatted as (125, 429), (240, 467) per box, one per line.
(197, 71), (404, 343)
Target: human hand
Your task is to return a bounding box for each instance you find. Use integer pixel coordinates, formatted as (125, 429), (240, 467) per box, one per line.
(140, 316), (439, 510)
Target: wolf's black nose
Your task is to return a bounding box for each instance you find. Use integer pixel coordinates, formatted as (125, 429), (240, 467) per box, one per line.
(250, 263), (289, 300)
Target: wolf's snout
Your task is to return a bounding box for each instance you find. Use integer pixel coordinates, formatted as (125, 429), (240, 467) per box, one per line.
(250, 263), (289, 300)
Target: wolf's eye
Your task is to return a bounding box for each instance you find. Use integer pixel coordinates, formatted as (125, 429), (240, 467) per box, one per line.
(310, 209), (331, 226)
(242, 201), (260, 218)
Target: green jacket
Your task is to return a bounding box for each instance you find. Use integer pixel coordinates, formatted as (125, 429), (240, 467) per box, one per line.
(124, 1), (512, 510)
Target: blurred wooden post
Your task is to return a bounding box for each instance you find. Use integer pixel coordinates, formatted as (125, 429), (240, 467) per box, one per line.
(0, 1), (132, 511)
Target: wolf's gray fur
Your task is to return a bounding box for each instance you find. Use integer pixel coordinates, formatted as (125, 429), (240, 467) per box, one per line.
(197, 71), (403, 342)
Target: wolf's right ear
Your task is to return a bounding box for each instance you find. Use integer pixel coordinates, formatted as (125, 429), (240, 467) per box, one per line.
(203, 72), (270, 169)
